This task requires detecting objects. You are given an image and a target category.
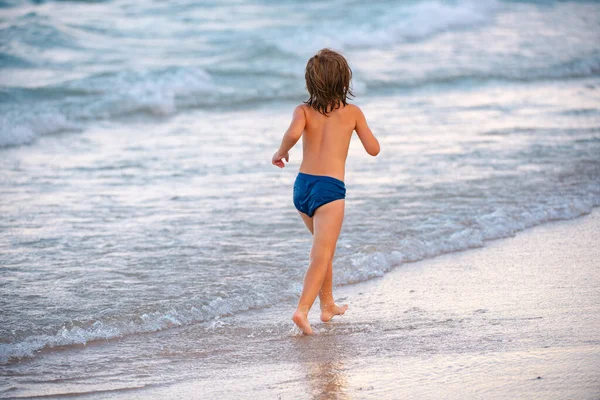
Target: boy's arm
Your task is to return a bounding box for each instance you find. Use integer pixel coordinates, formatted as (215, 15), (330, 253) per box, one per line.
(272, 105), (306, 168)
(354, 106), (380, 156)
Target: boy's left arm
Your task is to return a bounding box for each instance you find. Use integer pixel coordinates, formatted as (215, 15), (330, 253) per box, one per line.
(272, 106), (306, 168)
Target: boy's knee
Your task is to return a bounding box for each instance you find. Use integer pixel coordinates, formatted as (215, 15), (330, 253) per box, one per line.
(310, 251), (334, 266)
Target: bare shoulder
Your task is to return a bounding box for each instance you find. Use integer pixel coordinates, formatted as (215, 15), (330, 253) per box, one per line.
(296, 104), (309, 113)
(344, 103), (365, 126)
(346, 104), (364, 120)
(291, 104), (308, 121)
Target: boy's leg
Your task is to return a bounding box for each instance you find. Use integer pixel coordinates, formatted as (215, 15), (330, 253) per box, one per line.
(292, 200), (345, 334)
(298, 211), (347, 320)
(298, 210), (333, 302)
(319, 261), (334, 305)
(319, 261), (348, 322)
(298, 210), (346, 320)
(298, 211), (314, 234)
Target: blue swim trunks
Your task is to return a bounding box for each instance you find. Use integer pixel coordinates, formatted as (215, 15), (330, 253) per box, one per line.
(293, 172), (346, 217)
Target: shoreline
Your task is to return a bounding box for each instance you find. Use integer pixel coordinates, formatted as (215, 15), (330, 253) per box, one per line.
(87, 209), (600, 399)
(2, 204), (598, 368)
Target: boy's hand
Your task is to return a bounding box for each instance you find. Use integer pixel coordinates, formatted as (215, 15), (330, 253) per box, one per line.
(272, 150), (289, 168)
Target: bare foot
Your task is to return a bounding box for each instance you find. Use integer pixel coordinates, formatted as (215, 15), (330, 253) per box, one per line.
(292, 310), (313, 335)
(320, 303), (348, 322)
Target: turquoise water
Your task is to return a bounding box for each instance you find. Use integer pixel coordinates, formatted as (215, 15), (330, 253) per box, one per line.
(1, 0), (599, 395)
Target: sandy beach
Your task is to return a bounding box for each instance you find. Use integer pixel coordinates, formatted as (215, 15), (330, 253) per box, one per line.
(25, 209), (590, 400)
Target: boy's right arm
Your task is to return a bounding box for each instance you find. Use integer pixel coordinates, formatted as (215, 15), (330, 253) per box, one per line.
(354, 106), (380, 156)
(272, 105), (306, 168)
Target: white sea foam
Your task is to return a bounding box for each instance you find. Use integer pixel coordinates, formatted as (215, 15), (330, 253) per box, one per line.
(334, 192), (599, 286)
(3, 51), (597, 149)
(69, 67), (217, 118)
(0, 111), (80, 148)
(0, 67), (215, 147)
(0, 285), (298, 364)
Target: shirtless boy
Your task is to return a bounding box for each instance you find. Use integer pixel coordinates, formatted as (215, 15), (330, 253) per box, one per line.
(272, 48), (380, 335)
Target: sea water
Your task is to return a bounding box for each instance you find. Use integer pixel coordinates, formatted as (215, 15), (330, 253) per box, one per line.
(0, 0), (599, 394)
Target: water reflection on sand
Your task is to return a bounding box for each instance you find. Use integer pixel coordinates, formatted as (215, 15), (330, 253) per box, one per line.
(291, 331), (350, 400)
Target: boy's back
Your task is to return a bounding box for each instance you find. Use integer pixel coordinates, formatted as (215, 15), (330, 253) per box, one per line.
(300, 104), (354, 181)
(288, 103), (379, 182)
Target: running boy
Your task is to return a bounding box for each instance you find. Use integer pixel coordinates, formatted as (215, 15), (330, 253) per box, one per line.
(272, 48), (380, 335)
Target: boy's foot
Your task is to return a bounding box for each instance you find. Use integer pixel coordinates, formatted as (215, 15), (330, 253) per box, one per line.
(292, 310), (313, 335)
(320, 303), (348, 322)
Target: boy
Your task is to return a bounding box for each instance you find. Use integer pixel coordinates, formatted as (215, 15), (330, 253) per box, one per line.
(272, 48), (380, 335)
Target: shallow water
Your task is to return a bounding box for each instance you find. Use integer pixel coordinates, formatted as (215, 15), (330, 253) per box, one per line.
(3, 208), (598, 399)
(1, 0), (599, 395)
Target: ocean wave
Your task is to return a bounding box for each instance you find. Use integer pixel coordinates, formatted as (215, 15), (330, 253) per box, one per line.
(0, 18), (79, 50)
(0, 67), (217, 147)
(2, 49), (599, 149)
(336, 193), (599, 285)
(362, 52), (600, 91)
(0, 52), (33, 68)
(0, 0), (111, 8)
(0, 63), (309, 147)
(66, 67), (218, 117)
(0, 284), (298, 364)
(1, 187), (598, 364)
(271, 0), (499, 56)
(0, 110), (80, 147)
(2, 0), (599, 149)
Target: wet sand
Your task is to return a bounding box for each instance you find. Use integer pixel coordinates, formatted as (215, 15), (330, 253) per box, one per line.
(95, 210), (600, 399)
